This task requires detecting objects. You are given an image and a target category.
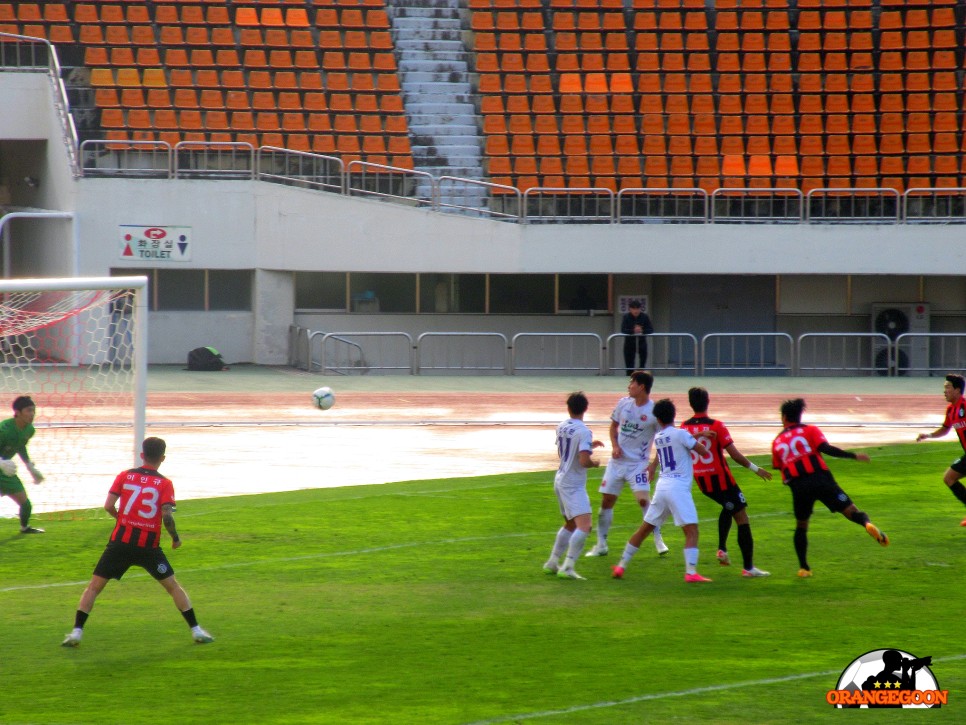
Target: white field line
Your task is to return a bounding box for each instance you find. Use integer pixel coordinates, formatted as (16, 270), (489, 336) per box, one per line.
(462, 654), (966, 725)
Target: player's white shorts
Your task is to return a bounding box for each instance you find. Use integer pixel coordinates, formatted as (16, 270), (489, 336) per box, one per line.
(554, 481), (592, 521)
(598, 458), (650, 496)
(643, 481), (698, 528)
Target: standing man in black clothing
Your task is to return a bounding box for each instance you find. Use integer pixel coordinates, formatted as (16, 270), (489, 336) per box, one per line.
(621, 299), (653, 375)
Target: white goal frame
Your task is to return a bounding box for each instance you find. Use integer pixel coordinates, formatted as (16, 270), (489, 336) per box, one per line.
(0, 276), (148, 466)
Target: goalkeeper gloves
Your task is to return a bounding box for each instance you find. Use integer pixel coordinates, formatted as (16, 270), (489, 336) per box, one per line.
(0, 459), (16, 476)
(25, 461), (44, 484)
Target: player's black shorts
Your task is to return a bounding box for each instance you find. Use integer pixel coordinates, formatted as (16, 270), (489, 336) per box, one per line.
(950, 455), (966, 476)
(700, 485), (748, 514)
(787, 470), (853, 520)
(93, 542), (175, 581)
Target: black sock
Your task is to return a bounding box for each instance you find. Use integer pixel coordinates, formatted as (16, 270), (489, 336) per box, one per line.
(849, 509), (870, 526)
(180, 607), (199, 629)
(950, 482), (966, 505)
(19, 499), (32, 528)
(737, 523), (753, 570)
(717, 509), (732, 551)
(794, 528), (809, 570)
(73, 610), (89, 630)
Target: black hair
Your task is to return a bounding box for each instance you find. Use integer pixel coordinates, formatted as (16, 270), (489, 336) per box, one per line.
(780, 398), (807, 425)
(653, 398), (675, 425)
(688, 387), (709, 413)
(142, 437), (167, 462)
(566, 391), (589, 417)
(12, 396), (35, 412)
(629, 370), (653, 393)
(946, 373), (965, 393)
(628, 299), (642, 309)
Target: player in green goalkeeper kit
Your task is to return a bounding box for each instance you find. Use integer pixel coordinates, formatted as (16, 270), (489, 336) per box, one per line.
(0, 396), (46, 533)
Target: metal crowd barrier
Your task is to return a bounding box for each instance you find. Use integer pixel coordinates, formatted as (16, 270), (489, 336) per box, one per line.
(605, 333), (699, 375)
(415, 332), (508, 375)
(700, 333), (795, 375)
(509, 333), (603, 374)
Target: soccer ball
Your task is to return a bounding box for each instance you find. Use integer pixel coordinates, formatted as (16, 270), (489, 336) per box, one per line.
(312, 386), (335, 410)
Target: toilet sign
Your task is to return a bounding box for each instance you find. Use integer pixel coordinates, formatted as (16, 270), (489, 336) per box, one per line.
(119, 225), (192, 262)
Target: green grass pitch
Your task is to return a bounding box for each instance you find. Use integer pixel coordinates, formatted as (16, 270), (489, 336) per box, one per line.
(1, 441), (964, 724)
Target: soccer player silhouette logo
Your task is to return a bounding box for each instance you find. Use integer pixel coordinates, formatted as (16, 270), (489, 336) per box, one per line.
(860, 650), (933, 708)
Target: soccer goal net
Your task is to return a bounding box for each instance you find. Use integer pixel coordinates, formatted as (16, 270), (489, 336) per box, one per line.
(0, 276), (147, 519)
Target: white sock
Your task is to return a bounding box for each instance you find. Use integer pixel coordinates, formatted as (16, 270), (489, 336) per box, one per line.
(597, 508), (614, 544)
(71, 627), (83, 639)
(619, 543), (640, 568)
(652, 524), (665, 545)
(551, 527), (572, 561)
(566, 529), (589, 561)
(684, 547), (699, 575)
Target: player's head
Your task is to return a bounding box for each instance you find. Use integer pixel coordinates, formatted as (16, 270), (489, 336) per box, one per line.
(945, 373), (965, 394)
(629, 370), (653, 393)
(688, 387), (709, 413)
(780, 398), (807, 425)
(12, 395), (35, 412)
(141, 436), (167, 464)
(566, 392), (589, 418)
(653, 398), (675, 425)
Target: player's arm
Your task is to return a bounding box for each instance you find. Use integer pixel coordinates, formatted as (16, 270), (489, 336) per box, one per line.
(609, 419), (623, 458)
(817, 441), (870, 463)
(917, 425), (950, 442)
(162, 502), (182, 548)
(578, 450), (600, 469)
(104, 492), (120, 519)
(17, 448), (44, 483)
(724, 442), (773, 481)
(691, 439), (710, 458)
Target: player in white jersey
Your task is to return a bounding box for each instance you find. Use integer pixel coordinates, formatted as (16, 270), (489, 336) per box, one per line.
(612, 399), (714, 583)
(543, 392), (604, 580)
(586, 370), (668, 558)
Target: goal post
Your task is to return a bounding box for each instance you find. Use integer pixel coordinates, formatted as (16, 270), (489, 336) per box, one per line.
(0, 276), (147, 516)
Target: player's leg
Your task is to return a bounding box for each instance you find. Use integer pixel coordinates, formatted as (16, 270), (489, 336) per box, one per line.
(62, 575), (110, 647)
(613, 492), (666, 578)
(638, 337), (648, 370)
(588, 461), (622, 555)
(716, 507), (732, 564)
(670, 490), (710, 582)
(838, 502), (889, 547)
(941, 458), (966, 524)
(158, 574), (214, 643)
(546, 488), (576, 573)
(5, 486), (43, 534)
(630, 464), (667, 555)
(791, 483), (815, 576)
(558, 509), (592, 580)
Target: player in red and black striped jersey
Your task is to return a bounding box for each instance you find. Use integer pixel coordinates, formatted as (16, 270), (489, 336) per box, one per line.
(61, 437), (214, 647)
(772, 398), (889, 578)
(682, 387), (772, 577)
(916, 373), (966, 526)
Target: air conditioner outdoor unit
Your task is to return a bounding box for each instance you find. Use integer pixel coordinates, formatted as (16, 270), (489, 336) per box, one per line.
(871, 302), (930, 376)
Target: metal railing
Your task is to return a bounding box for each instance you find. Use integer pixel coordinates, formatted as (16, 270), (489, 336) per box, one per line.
(710, 188), (804, 224)
(895, 332), (966, 377)
(796, 332), (893, 376)
(605, 333), (699, 375)
(700, 333), (795, 375)
(312, 332), (412, 375)
(616, 188), (708, 224)
(68, 139), (966, 226)
(510, 333), (603, 374)
(289, 326), (964, 377)
(415, 332), (508, 375)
